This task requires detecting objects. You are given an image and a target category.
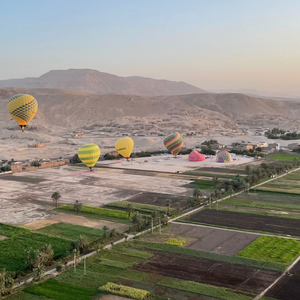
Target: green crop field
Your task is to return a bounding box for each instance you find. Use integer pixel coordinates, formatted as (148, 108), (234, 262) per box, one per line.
(192, 179), (214, 190)
(24, 279), (97, 300)
(0, 223), (30, 238)
(7, 291), (54, 300)
(58, 205), (131, 223)
(270, 153), (300, 161)
(183, 171), (236, 178)
(237, 236), (300, 267)
(106, 201), (170, 214)
(37, 222), (104, 242)
(159, 277), (252, 300)
(0, 232), (71, 271)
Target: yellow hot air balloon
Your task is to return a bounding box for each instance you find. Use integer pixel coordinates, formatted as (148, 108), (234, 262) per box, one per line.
(7, 94), (38, 132)
(115, 137), (134, 159)
(78, 143), (100, 170)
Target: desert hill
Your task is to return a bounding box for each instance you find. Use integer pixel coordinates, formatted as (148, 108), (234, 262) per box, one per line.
(0, 87), (299, 161)
(0, 87), (292, 133)
(0, 69), (206, 96)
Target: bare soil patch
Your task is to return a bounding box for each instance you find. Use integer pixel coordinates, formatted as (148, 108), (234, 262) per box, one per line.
(185, 209), (300, 236)
(31, 213), (130, 232)
(0, 175), (47, 184)
(194, 167), (246, 174)
(23, 219), (59, 230)
(127, 192), (189, 210)
(163, 223), (258, 255)
(132, 249), (280, 294)
(266, 258), (300, 300)
(0, 235), (7, 240)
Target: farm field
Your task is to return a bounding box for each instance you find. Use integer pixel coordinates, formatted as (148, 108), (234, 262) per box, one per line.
(0, 230), (71, 272)
(11, 240), (281, 300)
(183, 209), (300, 236)
(8, 242), (261, 300)
(122, 192), (190, 210)
(270, 153), (300, 161)
(265, 258), (300, 300)
(161, 223), (258, 255)
(237, 236), (300, 267)
(221, 191), (300, 213)
(131, 248), (279, 294)
(36, 222), (105, 242)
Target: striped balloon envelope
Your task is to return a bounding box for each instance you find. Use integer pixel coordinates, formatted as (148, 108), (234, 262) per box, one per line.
(78, 143), (100, 170)
(7, 94), (38, 131)
(216, 150), (233, 163)
(163, 132), (183, 156)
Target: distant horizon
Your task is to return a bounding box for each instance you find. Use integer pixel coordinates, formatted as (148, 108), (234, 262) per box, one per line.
(1, 68), (299, 98)
(1, 1), (300, 96)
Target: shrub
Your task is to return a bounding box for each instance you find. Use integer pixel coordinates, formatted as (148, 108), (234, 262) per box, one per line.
(164, 238), (186, 247)
(99, 282), (150, 300)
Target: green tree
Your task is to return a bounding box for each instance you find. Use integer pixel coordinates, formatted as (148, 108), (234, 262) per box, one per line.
(73, 200), (82, 214)
(110, 228), (117, 237)
(33, 263), (45, 282)
(245, 165), (251, 175)
(165, 199), (172, 214)
(126, 203), (134, 220)
(212, 177), (219, 189)
(102, 226), (109, 238)
(0, 269), (14, 297)
(193, 188), (202, 199)
(72, 235), (89, 253)
(51, 192), (61, 208)
(131, 212), (144, 231)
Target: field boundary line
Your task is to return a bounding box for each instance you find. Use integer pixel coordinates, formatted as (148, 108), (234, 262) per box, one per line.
(254, 254), (300, 300)
(172, 221), (300, 240)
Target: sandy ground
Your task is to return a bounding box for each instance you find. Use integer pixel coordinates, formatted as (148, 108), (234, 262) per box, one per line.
(98, 154), (252, 173)
(0, 165), (192, 225)
(23, 213), (129, 232)
(163, 223), (259, 255)
(0, 131), (295, 162)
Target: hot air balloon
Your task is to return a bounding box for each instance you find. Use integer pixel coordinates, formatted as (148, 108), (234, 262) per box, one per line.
(7, 94), (38, 132)
(78, 143), (100, 170)
(115, 137), (134, 159)
(216, 150), (233, 163)
(163, 132), (183, 156)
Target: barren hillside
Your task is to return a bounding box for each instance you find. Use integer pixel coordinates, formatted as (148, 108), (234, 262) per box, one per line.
(0, 69), (206, 96)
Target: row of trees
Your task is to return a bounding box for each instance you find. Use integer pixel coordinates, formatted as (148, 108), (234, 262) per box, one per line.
(265, 128), (300, 140)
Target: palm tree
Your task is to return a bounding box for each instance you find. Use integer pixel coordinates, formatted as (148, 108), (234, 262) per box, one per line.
(165, 199), (172, 215)
(193, 188), (202, 199)
(212, 177), (219, 189)
(126, 203), (134, 220)
(51, 192), (61, 208)
(73, 200), (82, 214)
(110, 228), (117, 237)
(102, 226), (109, 238)
(0, 269), (14, 297)
(72, 235), (89, 253)
(33, 263), (45, 282)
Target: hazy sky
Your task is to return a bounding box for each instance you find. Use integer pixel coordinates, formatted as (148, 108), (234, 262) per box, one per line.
(1, 0), (300, 95)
